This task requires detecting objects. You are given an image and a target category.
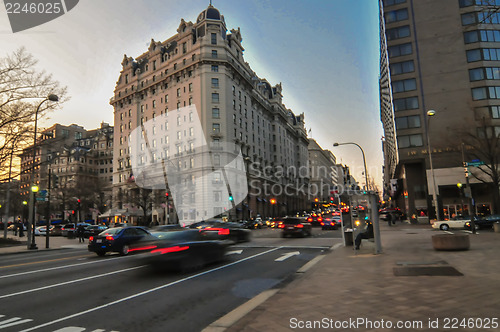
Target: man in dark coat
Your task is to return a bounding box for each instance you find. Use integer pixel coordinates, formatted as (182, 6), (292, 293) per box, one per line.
(76, 224), (85, 243)
(355, 220), (374, 250)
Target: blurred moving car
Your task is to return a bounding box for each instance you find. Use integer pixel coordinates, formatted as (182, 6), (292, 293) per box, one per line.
(83, 225), (109, 238)
(189, 220), (251, 243)
(465, 214), (500, 230)
(151, 224), (184, 232)
(279, 217), (312, 237)
(88, 226), (155, 256)
(320, 217), (339, 230)
(132, 229), (231, 271)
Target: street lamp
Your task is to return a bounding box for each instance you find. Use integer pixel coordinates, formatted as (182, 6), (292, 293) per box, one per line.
(27, 94), (59, 250)
(333, 142), (369, 191)
(426, 109), (440, 220)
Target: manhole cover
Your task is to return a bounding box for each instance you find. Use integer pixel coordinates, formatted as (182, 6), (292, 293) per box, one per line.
(393, 266), (463, 276)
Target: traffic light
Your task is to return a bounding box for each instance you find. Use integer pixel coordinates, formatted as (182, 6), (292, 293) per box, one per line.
(314, 198), (319, 202)
(52, 175), (59, 188)
(330, 197), (334, 203)
(270, 198), (276, 205)
(165, 192), (169, 198)
(228, 195), (234, 201)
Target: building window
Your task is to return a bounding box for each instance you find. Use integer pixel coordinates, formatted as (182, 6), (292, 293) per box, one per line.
(212, 123), (220, 133)
(386, 26), (410, 41)
(390, 60), (414, 75)
(392, 78), (417, 93)
(212, 50), (218, 58)
(472, 87), (488, 100)
(152, 100), (156, 108)
(189, 83), (193, 92)
(393, 96), (419, 111)
(395, 115), (421, 129)
(383, 0), (406, 6)
(211, 65), (218, 72)
(469, 67), (500, 81)
(177, 88), (181, 97)
(388, 43), (412, 58)
(212, 108), (220, 118)
(211, 33), (217, 45)
(491, 106), (500, 118)
(212, 93), (219, 103)
(189, 97), (193, 105)
(464, 30), (500, 44)
(385, 8), (408, 23)
(212, 78), (219, 88)
(397, 134), (423, 148)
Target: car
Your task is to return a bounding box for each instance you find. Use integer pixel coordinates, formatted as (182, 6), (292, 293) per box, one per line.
(279, 217), (312, 237)
(50, 224), (63, 236)
(431, 216), (474, 231)
(35, 226), (54, 236)
(189, 220), (251, 243)
(321, 217), (340, 230)
(150, 224), (184, 232)
(88, 226), (156, 256)
(465, 214), (500, 230)
(242, 219), (264, 229)
(132, 229), (231, 271)
(83, 225), (109, 238)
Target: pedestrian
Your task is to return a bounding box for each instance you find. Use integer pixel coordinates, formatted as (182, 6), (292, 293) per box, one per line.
(76, 224), (85, 243)
(386, 213), (393, 226)
(355, 220), (374, 250)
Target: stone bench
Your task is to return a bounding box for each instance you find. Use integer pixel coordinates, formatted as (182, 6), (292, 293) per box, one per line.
(432, 234), (470, 251)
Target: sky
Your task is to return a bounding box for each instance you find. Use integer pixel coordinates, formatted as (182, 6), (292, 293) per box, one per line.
(0, 0), (382, 189)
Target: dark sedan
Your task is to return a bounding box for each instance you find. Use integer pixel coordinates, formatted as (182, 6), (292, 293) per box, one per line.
(279, 217), (312, 237)
(132, 229), (231, 271)
(189, 220), (251, 243)
(465, 214), (500, 230)
(88, 226), (155, 256)
(321, 217), (340, 230)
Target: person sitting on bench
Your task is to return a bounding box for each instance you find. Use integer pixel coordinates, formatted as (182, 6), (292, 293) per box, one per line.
(355, 220), (374, 250)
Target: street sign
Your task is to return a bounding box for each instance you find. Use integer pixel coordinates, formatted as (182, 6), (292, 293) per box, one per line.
(468, 161), (484, 167)
(36, 197), (48, 201)
(38, 190), (48, 197)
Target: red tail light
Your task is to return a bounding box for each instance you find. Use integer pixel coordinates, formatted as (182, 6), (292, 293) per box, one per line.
(129, 245), (157, 252)
(218, 228), (230, 235)
(296, 224), (304, 228)
(307, 218), (313, 222)
(151, 245), (189, 255)
(89, 236), (94, 242)
(320, 222), (324, 226)
(105, 236), (114, 241)
(330, 222), (335, 226)
(278, 224), (285, 228)
(317, 217), (323, 222)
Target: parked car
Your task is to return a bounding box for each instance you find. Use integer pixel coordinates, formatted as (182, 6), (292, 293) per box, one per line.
(62, 223), (91, 237)
(35, 226), (54, 236)
(431, 216), (476, 231)
(279, 217), (312, 237)
(88, 226), (155, 256)
(50, 224), (63, 236)
(83, 225), (109, 238)
(465, 214), (500, 230)
(132, 229), (231, 271)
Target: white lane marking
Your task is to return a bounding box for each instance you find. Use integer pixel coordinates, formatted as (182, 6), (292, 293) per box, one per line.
(0, 266), (145, 299)
(444, 231), (454, 235)
(19, 247), (280, 332)
(52, 328), (85, 332)
(225, 250), (243, 255)
(0, 317), (33, 329)
(0, 256), (130, 280)
(275, 251), (300, 262)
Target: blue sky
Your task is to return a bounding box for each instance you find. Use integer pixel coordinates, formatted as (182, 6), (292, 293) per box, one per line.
(0, 0), (382, 189)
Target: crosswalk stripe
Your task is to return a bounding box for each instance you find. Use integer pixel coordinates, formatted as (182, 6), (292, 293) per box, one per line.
(0, 318), (33, 329)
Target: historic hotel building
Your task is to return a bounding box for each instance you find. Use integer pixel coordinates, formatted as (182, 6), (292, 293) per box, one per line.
(110, 5), (310, 225)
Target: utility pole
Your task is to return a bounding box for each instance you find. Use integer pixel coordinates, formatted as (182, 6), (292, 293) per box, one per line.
(461, 143), (476, 234)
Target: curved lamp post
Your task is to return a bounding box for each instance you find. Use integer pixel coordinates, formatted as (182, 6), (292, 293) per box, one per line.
(333, 142), (369, 191)
(426, 109), (440, 220)
(28, 94), (59, 250)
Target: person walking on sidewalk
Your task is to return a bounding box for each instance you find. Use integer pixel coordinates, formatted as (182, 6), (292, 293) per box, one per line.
(77, 224), (85, 243)
(386, 213), (393, 226)
(355, 220), (374, 250)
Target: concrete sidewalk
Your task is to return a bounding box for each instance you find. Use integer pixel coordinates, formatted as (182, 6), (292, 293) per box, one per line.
(0, 233), (87, 254)
(226, 223), (500, 332)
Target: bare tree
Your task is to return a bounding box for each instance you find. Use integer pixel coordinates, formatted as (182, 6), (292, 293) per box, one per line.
(462, 119), (500, 214)
(0, 47), (67, 179)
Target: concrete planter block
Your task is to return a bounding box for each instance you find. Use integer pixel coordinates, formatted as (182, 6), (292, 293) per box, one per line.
(432, 234), (470, 251)
(494, 222), (500, 233)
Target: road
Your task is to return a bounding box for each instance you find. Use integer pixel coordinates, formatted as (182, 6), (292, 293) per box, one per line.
(0, 227), (342, 332)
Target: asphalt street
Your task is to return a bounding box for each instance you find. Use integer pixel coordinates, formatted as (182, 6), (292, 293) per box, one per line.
(0, 227), (342, 332)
